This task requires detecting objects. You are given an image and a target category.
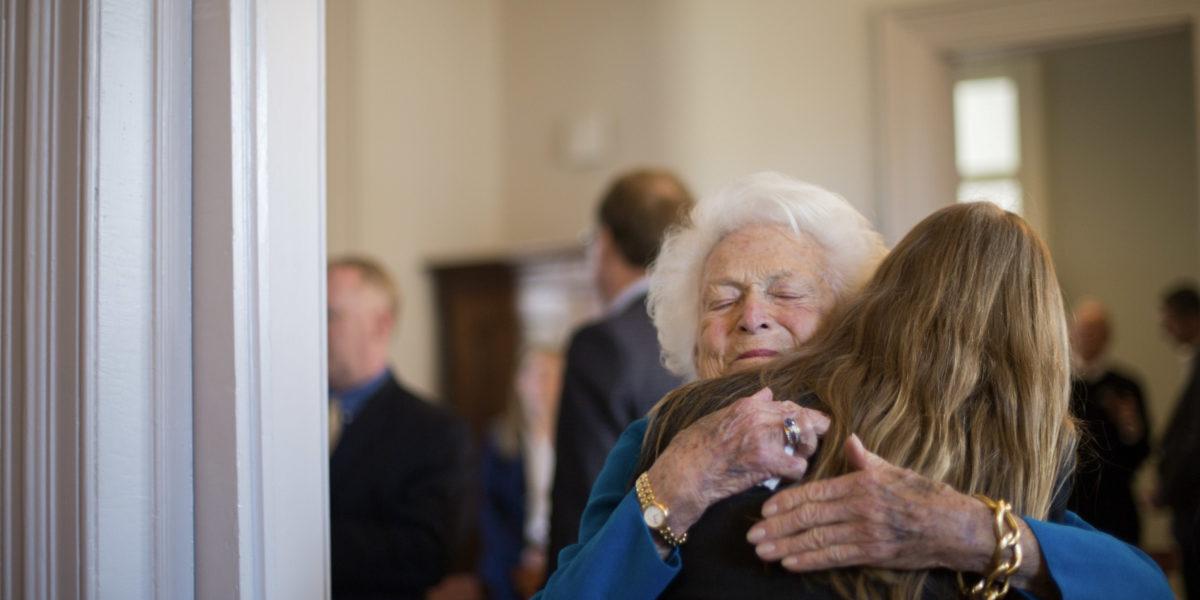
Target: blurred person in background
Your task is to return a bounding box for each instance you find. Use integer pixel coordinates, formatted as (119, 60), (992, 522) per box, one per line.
(546, 168), (693, 573)
(1066, 298), (1150, 545)
(1158, 284), (1200, 598)
(514, 348), (563, 597)
(328, 256), (474, 600)
(479, 348), (563, 600)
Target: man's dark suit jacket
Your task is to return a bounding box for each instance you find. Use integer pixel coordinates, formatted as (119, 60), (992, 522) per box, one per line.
(546, 292), (682, 574)
(1161, 351), (1200, 597)
(1067, 369), (1150, 545)
(330, 374), (472, 600)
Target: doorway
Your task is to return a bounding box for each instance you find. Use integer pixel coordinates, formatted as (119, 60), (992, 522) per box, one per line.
(877, 3), (1200, 591)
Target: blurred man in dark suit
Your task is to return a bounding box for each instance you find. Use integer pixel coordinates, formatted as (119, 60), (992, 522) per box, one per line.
(327, 256), (473, 599)
(1159, 284), (1200, 599)
(546, 169), (693, 573)
(1066, 299), (1150, 545)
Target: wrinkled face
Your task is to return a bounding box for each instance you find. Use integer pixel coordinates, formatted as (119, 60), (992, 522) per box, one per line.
(327, 266), (391, 391)
(695, 224), (834, 379)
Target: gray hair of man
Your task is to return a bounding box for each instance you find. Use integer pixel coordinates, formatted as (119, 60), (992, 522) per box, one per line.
(647, 172), (888, 381)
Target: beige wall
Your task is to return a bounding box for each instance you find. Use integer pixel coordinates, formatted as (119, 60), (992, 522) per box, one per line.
(502, 0), (936, 246)
(501, 1), (675, 245)
(326, 5), (1200, 417)
(329, 0), (936, 395)
(327, 0), (506, 397)
(1042, 31), (1198, 553)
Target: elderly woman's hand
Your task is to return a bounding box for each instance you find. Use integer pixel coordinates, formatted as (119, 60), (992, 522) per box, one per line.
(748, 435), (1052, 593)
(646, 387), (830, 537)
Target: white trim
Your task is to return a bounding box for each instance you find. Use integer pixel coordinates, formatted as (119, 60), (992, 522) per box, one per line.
(874, 0), (1200, 243)
(4, 0), (198, 597)
(3, 0), (326, 597)
(2, 1), (89, 598)
(192, 0), (267, 591)
(151, 0), (195, 597)
(90, 0), (196, 595)
(81, 0), (98, 595)
(193, 0), (329, 597)
(874, 12), (957, 243)
(81, 2), (99, 596)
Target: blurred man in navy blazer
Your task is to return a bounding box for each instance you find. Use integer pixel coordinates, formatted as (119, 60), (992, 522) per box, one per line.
(327, 256), (472, 599)
(546, 169), (693, 574)
(1159, 284), (1200, 599)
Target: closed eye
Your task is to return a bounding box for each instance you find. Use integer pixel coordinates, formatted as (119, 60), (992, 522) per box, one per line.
(768, 280), (816, 302)
(770, 290), (806, 301)
(703, 284), (742, 311)
(707, 298), (737, 311)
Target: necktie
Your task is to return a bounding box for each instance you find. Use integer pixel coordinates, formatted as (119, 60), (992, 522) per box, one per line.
(329, 399), (344, 454)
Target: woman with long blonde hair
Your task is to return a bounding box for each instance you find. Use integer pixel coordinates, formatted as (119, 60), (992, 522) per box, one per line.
(635, 202), (1078, 598)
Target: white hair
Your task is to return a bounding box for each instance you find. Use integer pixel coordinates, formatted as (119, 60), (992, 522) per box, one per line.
(647, 172), (888, 380)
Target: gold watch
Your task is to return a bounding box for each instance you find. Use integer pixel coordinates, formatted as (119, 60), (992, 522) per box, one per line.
(635, 472), (688, 547)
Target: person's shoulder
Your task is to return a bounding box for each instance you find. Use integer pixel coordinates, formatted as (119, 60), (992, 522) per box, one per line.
(1101, 367), (1145, 393)
(569, 315), (616, 343)
(563, 314), (622, 363)
(623, 416), (649, 439)
(608, 293), (654, 331)
(603, 418), (650, 479)
(605, 296), (662, 353)
(386, 378), (468, 436)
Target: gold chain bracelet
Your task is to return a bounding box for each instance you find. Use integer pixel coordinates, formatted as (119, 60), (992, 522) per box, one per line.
(956, 494), (1023, 600)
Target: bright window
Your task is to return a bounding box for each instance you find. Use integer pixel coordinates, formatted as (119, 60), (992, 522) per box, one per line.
(953, 77), (1023, 214)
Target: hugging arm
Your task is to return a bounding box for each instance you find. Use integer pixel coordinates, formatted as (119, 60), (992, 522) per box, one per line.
(537, 419), (680, 600)
(540, 389), (829, 599)
(750, 436), (1173, 599)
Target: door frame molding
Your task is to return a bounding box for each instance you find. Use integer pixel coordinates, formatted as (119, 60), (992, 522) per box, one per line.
(1, 0), (328, 597)
(192, 0), (330, 597)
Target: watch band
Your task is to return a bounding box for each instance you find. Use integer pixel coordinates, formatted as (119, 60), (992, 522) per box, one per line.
(635, 472), (688, 547)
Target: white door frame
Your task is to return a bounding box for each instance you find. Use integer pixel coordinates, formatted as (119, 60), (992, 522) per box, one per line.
(874, 0), (1200, 243)
(1, 0), (328, 598)
(192, 0), (329, 597)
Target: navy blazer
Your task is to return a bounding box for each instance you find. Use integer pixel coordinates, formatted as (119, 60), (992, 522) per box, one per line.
(330, 374), (473, 599)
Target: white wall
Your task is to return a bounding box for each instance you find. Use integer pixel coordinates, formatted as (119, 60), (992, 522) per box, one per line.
(327, 0), (506, 397)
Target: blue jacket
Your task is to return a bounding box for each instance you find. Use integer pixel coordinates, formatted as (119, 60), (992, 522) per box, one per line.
(538, 418), (1172, 599)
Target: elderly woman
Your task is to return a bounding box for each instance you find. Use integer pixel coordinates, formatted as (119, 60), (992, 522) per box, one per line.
(639, 202), (1170, 598)
(537, 174), (1167, 599)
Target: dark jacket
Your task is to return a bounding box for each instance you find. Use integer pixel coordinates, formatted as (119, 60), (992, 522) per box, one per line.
(1067, 369), (1150, 545)
(546, 293), (682, 573)
(1161, 352), (1200, 542)
(330, 375), (473, 599)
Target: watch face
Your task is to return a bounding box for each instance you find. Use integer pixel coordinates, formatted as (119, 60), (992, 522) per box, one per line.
(643, 505), (666, 529)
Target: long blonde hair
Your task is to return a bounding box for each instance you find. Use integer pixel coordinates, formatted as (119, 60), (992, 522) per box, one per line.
(636, 202), (1078, 599)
